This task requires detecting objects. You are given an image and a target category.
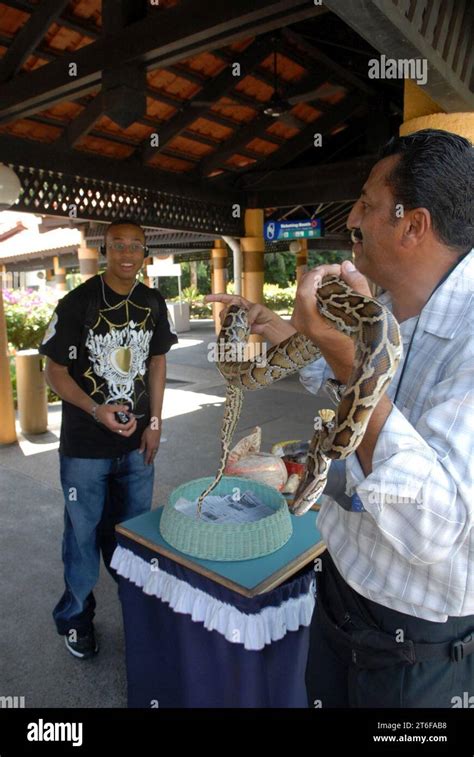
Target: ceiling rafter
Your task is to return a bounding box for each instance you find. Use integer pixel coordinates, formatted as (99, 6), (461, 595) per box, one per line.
(245, 155), (375, 208)
(0, 0), (70, 83)
(55, 96), (104, 149)
(0, 0), (324, 124)
(139, 37), (275, 161)
(1, 0), (102, 39)
(0, 133), (244, 206)
(194, 67), (335, 178)
(240, 93), (364, 175)
(282, 28), (377, 96)
(2, 0), (325, 98)
(206, 42), (325, 94)
(207, 92), (364, 188)
(323, 0), (474, 110)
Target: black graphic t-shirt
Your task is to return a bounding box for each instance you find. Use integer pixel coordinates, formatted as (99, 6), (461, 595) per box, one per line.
(39, 275), (178, 458)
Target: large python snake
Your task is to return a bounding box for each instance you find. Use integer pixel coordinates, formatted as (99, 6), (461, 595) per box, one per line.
(197, 275), (402, 516)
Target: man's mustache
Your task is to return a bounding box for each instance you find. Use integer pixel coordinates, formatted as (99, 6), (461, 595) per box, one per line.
(350, 228), (363, 243)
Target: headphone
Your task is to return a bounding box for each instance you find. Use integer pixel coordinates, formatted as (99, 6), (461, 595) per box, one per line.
(99, 242), (149, 256)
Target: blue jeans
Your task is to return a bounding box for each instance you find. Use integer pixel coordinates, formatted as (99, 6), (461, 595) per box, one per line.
(53, 449), (154, 635)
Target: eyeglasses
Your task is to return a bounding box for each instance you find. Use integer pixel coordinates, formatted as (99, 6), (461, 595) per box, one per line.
(108, 241), (146, 254)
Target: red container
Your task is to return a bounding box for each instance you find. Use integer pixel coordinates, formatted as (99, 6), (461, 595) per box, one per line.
(284, 459), (306, 477)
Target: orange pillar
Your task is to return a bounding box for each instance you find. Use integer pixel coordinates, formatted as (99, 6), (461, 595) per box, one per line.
(53, 256), (67, 291)
(210, 240), (228, 335)
(77, 244), (99, 282)
(241, 209), (265, 347)
(0, 283), (17, 444)
(295, 239), (308, 284)
(401, 80), (474, 141)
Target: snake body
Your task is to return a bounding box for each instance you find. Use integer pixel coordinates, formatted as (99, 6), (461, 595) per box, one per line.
(197, 275), (402, 516)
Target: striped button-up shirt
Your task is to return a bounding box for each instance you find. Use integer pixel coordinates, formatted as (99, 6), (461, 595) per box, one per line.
(299, 250), (474, 622)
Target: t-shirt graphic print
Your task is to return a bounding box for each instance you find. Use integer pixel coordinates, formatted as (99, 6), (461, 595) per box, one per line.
(84, 301), (154, 410)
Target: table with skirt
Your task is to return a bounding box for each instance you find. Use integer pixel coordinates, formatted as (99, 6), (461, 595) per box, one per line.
(111, 507), (324, 708)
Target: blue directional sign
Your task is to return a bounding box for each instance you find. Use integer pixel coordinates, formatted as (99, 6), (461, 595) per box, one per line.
(264, 219), (324, 242)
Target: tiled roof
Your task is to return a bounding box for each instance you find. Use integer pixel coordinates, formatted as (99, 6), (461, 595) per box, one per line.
(0, 225), (81, 262)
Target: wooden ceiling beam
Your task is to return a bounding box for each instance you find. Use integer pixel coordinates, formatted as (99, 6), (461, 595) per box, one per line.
(0, 133), (244, 205)
(195, 113), (272, 177)
(240, 93), (364, 175)
(0, 0), (70, 83)
(282, 29), (377, 96)
(245, 156), (376, 208)
(139, 37), (274, 161)
(1, 0), (102, 39)
(0, 0), (323, 124)
(323, 0), (474, 110)
(0, 33), (57, 63)
(195, 67), (333, 177)
(55, 96), (104, 149)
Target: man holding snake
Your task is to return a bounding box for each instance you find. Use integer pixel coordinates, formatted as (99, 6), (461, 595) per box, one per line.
(207, 129), (473, 708)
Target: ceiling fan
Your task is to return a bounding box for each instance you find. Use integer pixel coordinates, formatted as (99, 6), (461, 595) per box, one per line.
(188, 36), (329, 131)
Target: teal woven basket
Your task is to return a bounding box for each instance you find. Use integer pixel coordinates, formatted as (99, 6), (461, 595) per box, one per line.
(159, 476), (293, 561)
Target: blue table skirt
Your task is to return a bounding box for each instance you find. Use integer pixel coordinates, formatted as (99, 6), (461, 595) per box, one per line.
(114, 534), (315, 708)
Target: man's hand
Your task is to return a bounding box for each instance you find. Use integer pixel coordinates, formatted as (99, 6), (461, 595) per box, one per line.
(205, 293), (276, 333)
(291, 263), (343, 341)
(292, 260), (373, 384)
(139, 426), (162, 465)
(204, 293), (296, 344)
(94, 403), (137, 437)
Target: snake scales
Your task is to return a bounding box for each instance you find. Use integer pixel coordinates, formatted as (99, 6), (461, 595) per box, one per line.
(197, 275), (402, 516)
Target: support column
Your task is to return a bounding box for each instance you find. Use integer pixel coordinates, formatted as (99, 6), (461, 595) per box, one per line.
(295, 239), (308, 284)
(190, 260), (198, 290)
(400, 80), (474, 141)
(142, 256), (153, 288)
(0, 283), (17, 445)
(53, 256), (67, 291)
(210, 239), (228, 335)
(77, 243), (99, 282)
(241, 209), (265, 347)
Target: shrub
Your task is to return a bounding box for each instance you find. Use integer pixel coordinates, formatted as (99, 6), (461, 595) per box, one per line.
(4, 288), (62, 406)
(168, 286), (212, 319)
(263, 284), (296, 313)
(4, 288), (61, 350)
(169, 282), (298, 318)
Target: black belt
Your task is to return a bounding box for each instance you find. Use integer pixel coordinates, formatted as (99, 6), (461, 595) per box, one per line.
(317, 581), (474, 670)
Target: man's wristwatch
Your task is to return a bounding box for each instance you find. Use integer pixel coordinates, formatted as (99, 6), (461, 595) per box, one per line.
(91, 403), (100, 423)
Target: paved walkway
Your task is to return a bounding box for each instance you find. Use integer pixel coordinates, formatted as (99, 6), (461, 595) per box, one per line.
(0, 319), (326, 708)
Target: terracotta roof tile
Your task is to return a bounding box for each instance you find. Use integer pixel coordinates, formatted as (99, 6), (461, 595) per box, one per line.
(75, 135), (134, 158)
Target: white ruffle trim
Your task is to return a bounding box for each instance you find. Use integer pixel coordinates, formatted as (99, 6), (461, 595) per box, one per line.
(112, 545), (315, 651)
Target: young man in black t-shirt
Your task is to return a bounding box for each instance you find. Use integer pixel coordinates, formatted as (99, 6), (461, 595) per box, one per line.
(40, 219), (178, 658)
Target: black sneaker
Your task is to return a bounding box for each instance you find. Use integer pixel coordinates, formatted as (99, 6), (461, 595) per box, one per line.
(64, 627), (99, 659)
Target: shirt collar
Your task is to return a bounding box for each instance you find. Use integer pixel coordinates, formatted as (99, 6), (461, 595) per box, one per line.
(378, 249), (474, 340)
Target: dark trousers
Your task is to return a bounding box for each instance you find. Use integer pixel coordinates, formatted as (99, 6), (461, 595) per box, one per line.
(306, 552), (474, 708)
